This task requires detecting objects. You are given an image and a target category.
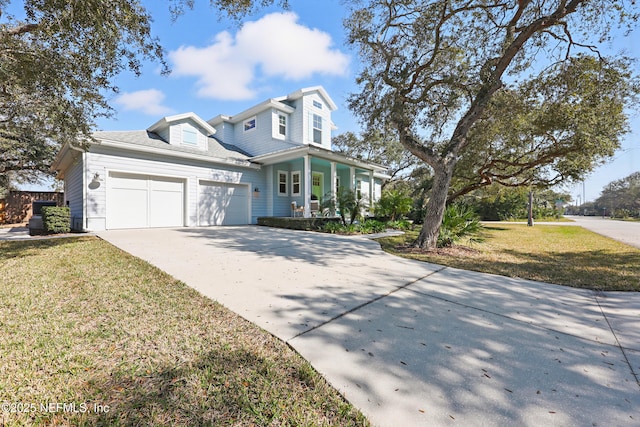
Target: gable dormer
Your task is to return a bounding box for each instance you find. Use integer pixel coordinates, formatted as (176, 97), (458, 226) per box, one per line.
(147, 113), (215, 151)
(281, 86), (337, 150)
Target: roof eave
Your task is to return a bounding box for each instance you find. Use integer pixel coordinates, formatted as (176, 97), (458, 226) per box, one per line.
(94, 138), (260, 170)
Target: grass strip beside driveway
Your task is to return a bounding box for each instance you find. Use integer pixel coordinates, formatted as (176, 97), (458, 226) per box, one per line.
(377, 224), (640, 291)
(0, 237), (368, 426)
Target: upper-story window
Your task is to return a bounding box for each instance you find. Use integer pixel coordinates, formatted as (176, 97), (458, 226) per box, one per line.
(244, 117), (256, 132)
(278, 114), (286, 136)
(312, 114), (322, 144)
(182, 125), (198, 145)
(313, 100), (323, 109)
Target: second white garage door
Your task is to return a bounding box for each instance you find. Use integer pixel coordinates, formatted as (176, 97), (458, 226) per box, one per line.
(198, 181), (249, 226)
(107, 172), (185, 229)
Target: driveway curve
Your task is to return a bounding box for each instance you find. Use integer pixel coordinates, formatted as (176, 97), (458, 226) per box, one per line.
(99, 226), (640, 427)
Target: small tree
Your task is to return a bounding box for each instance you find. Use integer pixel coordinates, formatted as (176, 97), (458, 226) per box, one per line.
(322, 187), (367, 226)
(438, 204), (483, 248)
(375, 190), (413, 221)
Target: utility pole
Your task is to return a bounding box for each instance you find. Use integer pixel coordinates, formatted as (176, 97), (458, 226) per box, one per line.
(527, 190), (534, 226)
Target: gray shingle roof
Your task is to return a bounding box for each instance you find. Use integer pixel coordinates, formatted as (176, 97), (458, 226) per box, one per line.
(92, 130), (253, 163)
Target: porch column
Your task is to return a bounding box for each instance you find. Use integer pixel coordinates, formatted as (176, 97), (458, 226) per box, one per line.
(349, 167), (356, 192)
(369, 170), (375, 216)
(304, 155), (311, 218)
(330, 161), (337, 215)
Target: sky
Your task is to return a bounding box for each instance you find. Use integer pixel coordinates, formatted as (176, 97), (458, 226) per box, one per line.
(23, 0), (640, 202)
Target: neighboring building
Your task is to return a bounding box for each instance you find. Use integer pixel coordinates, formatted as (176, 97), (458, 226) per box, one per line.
(51, 86), (389, 231)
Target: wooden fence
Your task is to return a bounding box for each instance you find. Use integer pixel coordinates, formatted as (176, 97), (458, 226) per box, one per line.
(0, 191), (65, 225)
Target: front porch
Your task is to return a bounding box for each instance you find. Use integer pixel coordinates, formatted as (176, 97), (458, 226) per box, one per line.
(254, 146), (388, 219)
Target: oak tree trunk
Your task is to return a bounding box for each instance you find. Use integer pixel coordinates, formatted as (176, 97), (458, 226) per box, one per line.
(414, 160), (456, 250)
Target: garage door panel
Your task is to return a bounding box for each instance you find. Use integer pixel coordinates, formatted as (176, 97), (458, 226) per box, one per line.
(198, 182), (249, 226)
(107, 173), (185, 229)
(149, 189), (184, 228)
(108, 188), (148, 229)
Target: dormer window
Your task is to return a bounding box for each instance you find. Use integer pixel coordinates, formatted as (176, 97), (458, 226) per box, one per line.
(182, 125), (198, 145)
(313, 100), (323, 109)
(278, 114), (286, 136)
(244, 117), (256, 132)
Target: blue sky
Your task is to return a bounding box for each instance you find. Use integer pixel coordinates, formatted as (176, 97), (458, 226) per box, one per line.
(29, 0), (640, 202)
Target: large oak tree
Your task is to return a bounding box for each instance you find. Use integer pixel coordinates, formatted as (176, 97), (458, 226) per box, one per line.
(345, 0), (640, 249)
(0, 0), (283, 192)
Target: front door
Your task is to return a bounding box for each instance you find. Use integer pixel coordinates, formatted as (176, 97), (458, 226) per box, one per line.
(312, 172), (324, 200)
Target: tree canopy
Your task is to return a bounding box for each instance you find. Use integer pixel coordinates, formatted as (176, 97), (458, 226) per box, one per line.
(449, 55), (638, 202)
(332, 130), (416, 185)
(345, 0), (640, 249)
(594, 171), (640, 217)
(0, 0), (282, 192)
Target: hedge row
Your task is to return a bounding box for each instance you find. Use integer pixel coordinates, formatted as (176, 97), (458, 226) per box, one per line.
(257, 216), (342, 231)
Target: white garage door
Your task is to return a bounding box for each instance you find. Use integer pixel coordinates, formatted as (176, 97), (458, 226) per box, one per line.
(107, 172), (185, 229)
(198, 181), (249, 226)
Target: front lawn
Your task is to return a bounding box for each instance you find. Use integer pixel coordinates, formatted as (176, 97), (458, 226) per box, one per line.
(0, 237), (368, 426)
(377, 224), (640, 291)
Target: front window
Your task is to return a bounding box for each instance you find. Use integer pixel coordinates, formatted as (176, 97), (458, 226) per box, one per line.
(291, 171), (301, 196)
(278, 171), (288, 196)
(312, 114), (322, 144)
(278, 115), (286, 136)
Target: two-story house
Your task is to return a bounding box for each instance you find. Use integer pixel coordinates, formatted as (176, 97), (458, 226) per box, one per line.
(51, 86), (389, 231)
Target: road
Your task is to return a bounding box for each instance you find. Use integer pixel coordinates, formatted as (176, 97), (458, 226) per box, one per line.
(566, 216), (640, 249)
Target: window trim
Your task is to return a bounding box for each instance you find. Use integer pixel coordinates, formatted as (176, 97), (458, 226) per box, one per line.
(244, 116), (257, 132)
(291, 171), (301, 196)
(312, 113), (322, 144)
(278, 114), (286, 137)
(278, 170), (288, 196)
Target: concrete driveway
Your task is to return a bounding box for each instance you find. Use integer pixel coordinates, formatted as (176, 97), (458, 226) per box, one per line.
(98, 226), (640, 427)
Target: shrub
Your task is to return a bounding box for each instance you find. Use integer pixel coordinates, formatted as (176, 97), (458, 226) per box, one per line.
(356, 219), (387, 234)
(386, 219), (413, 231)
(323, 187), (367, 226)
(41, 206), (71, 234)
(323, 222), (345, 234)
(375, 190), (413, 221)
(438, 204), (483, 247)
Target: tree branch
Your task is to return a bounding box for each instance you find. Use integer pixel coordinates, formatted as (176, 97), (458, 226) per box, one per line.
(3, 23), (39, 36)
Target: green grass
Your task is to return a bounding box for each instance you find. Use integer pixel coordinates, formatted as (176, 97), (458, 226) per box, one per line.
(377, 224), (640, 291)
(0, 237), (369, 426)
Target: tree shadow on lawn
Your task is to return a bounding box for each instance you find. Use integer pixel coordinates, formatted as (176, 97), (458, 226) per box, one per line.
(491, 248), (640, 291)
(0, 236), (91, 261)
(40, 346), (351, 427)
(87, 349), (280, 426)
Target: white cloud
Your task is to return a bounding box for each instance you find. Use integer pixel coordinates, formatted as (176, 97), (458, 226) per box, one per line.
(168, 12), (350, 100)
(114, 89), (174, 115)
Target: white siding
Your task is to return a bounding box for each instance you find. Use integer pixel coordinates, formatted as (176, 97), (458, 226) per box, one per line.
(83, 145), (267, 231)
(287, 97), (304, 144)
(230, 109), (294, 156)
(166, 119), (209, 151)
(302, 93), (332, 149)
(64, 156), (84, 231)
